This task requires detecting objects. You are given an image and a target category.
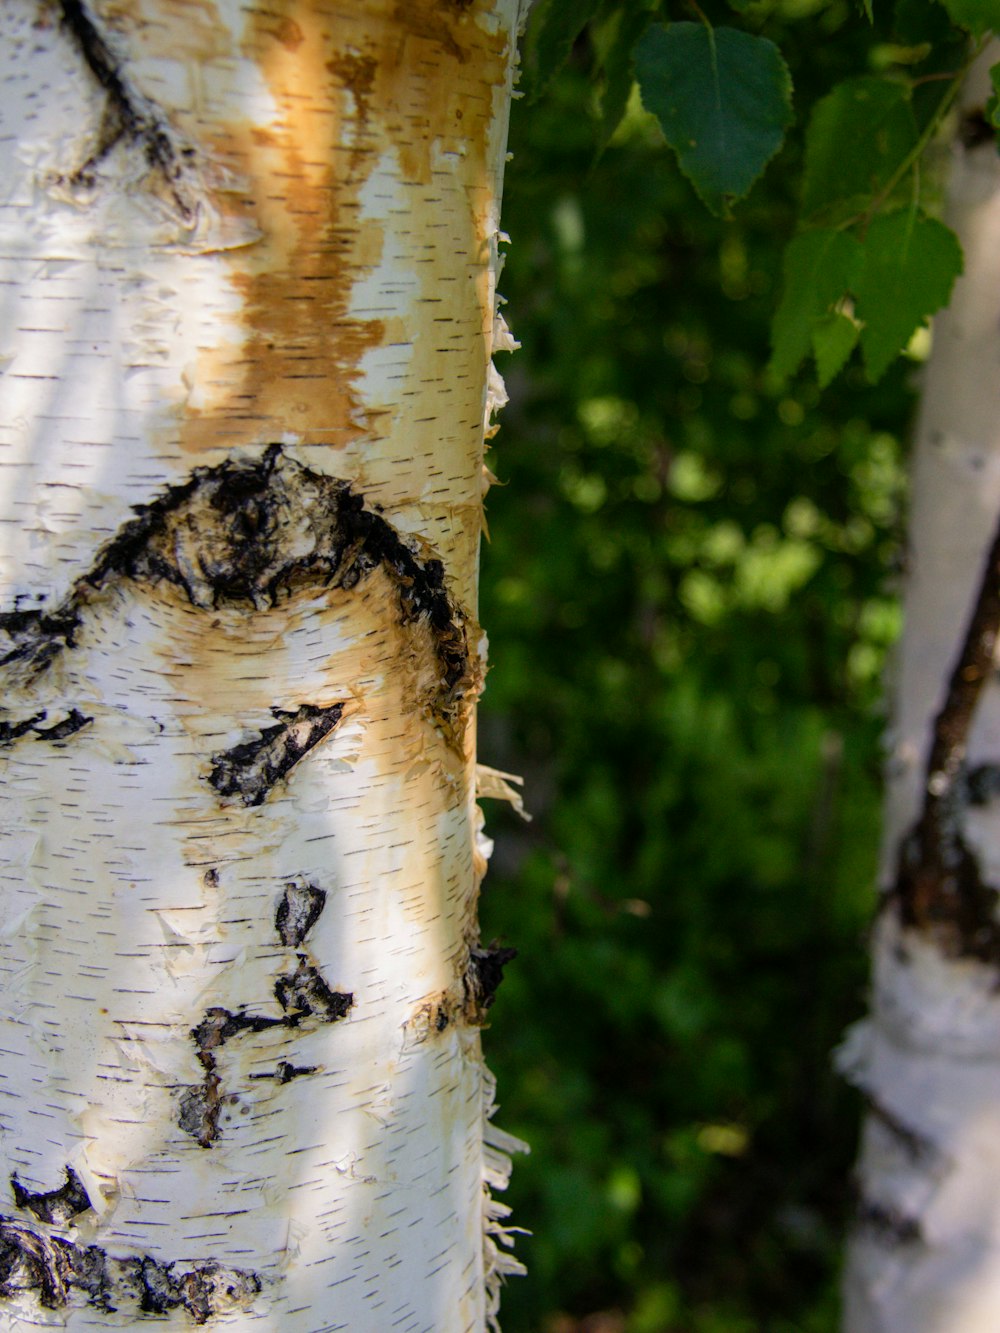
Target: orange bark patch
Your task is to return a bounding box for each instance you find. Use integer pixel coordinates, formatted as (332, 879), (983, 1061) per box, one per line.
(179, 4), (381, 453)
(175, 0), (511, 465)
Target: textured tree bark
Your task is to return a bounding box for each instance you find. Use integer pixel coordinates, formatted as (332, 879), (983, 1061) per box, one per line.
(0, 2), (525, 1328)
(840, 53), (1000, 1333)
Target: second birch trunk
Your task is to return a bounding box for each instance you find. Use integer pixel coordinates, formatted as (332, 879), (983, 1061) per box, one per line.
(841, 56), (1000, 1333)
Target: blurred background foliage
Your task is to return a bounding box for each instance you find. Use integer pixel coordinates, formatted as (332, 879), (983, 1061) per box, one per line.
(479, 2), (927, 1329)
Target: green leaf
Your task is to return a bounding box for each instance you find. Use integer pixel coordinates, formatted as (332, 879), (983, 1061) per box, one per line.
(635, 22), (793, 216)
(593, 5), (656, 152)
(853, 211), (963, 381)
(812, 312), (861, 386)
(893, 0), (956, 43)
(523, 0), (605, 99)
(769, 230), (864, 380)
(937, 0), (1000, 32)
(801, 77), (917, 223)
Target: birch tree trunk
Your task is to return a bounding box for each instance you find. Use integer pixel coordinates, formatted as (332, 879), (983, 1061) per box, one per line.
(840, 54), (1000, 1333)
(0, 2), (525, 1328)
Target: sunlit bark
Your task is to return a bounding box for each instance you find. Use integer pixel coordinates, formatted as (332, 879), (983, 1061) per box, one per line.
(0, 2), (524, 1327)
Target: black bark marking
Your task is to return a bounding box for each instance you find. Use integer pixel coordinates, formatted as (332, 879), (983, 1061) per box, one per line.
(191, 1006), (288, 1053)
(408, 948), (517, 1038)
(181, 969), (351, 1145)
(891, 510), (1000, 962)
(209, 703), (345, 806)
(855, 1197), (922, 1245)
(275, 881), (327, 947)
(967, 762), (1000, 807)
(55, 0), (195, 218)
(0, 446), (471, 740)
(0, 713), (45, 744)
(249, 1061), (320, 1084)
(0, 609), (79, 672)
(11, 1167), (90, 1226)
(0, 1221), (70, 1308)
(181, 890), (343, 1139)
(181, 1007), (287, 1149)
(960, 108), (995, 151)
(125, 1256), (261, 1323)
(865, 1097), (937, 1164)
(0, 710), (92, 747)
(32, 709), (92, 741)
(0, 1218), (260, 1321)
(275, 956), (354, 1023)
(463, 944), (517, 1023)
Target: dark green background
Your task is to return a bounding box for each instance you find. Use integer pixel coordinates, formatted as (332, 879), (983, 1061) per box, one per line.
(477, 6), (921, 1328)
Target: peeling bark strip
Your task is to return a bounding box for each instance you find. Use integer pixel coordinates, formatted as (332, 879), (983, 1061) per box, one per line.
(0, 1220), (259, 1323)
(0, 446), (471, 736)
(56, 0), (194, 215)
(892, 507), (1000, 960)
(11, 1168), (90, 1226)
(209, 703), (344, 806)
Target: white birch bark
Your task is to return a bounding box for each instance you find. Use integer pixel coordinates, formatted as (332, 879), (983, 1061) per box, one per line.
(0, 2), (525, 1328)
(840, 54), (1000, 1333)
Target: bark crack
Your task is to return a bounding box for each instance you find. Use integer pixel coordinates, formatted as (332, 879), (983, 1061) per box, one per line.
(0, 446), (472, 743)
(54, 0), (196, 218)
(891, 508), (1000, 962)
